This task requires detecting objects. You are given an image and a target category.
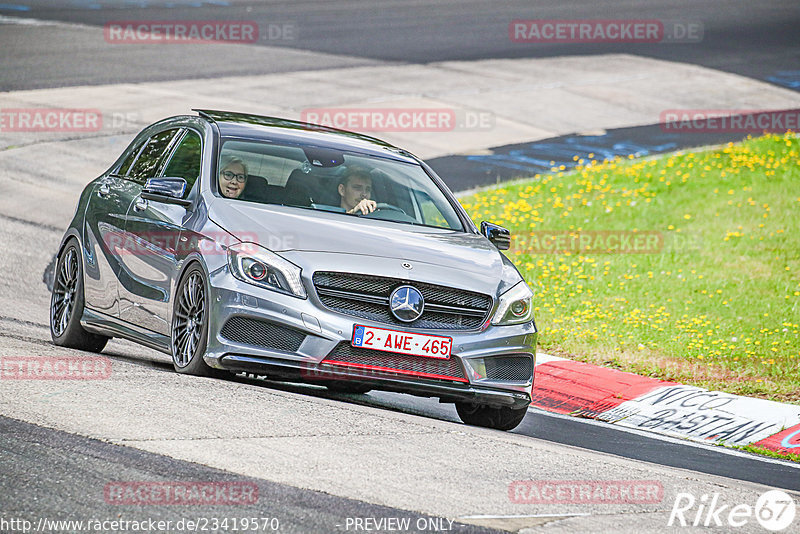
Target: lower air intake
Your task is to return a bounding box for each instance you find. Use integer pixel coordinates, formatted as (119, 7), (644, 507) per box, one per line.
(220, 316), (305, 353)
(323, 342), (467, 382)
(485, 355), (534, 382)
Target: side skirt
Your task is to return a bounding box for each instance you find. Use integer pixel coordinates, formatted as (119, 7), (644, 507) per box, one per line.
(81, 308), (171, 354)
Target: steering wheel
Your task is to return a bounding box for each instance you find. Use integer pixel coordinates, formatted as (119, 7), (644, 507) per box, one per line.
(372, 202), (407, 215)
(360, 202), (416, 223)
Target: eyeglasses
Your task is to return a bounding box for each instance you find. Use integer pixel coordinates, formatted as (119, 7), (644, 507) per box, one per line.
(221, 170), (247, 183)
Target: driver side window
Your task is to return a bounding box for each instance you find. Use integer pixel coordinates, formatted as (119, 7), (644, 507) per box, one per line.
(415, 191), (451, 228)
(163, 130), (202, 199)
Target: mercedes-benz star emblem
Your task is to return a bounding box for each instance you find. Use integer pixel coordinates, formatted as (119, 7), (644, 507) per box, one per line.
(401, 262), (413, 270)
(389, 285), (424, 322)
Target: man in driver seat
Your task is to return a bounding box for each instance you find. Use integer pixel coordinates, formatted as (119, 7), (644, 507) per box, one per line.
(338, 165), (377, 215)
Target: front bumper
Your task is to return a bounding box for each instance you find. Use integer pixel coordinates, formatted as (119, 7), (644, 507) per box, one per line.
(204, 270), (537, 409)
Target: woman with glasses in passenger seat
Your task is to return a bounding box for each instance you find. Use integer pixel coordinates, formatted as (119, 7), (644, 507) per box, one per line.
(219, 155), (248, 199)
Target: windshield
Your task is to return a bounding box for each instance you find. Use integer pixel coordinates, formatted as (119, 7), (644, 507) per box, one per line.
(216, 139), (464, 231)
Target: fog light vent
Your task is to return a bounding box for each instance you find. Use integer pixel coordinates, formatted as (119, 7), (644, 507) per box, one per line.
(485, 355), (533, 381)
(220, 316), (305, 353)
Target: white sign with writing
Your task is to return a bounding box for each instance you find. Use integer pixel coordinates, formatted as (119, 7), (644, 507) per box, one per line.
(598, 385), (800, 446)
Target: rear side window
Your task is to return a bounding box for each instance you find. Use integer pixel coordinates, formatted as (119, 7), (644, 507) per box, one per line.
(117, 139), (145, 176)
(128, 129), (180, 184)
(163, 130), (202, 199)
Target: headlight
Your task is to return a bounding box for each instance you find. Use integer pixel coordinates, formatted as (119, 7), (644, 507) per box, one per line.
(228, 243), (306, 299)
(491, 281), (534, 325)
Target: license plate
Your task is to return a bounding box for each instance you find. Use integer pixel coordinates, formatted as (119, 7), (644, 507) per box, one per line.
(351, 325), (452, 359)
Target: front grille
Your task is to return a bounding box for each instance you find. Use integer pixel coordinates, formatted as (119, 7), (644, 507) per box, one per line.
(485, 355), (534, 381)
(220, 316), (305, 353)
(313, 272), (492, 330)
(323, 342), (467, 382)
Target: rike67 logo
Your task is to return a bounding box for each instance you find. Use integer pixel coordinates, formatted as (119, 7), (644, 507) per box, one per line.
(669, 490), (796, 531)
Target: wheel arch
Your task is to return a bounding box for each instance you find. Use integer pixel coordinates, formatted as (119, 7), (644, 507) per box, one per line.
(173, 253), (211, 295)
(169, 253), (213, 335)
(53, 229), (86, 293)
(56, 229), (83, 260)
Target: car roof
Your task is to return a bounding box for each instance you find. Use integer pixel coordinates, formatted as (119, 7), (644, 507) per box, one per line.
(194, 109), (418, 164)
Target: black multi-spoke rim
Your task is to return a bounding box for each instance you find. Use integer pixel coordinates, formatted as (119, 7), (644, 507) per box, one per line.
(172, 272), (206, 367)
(51, 247), (78, 337)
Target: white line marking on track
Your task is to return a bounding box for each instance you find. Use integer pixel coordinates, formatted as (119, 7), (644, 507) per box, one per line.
(534, 352), (567, 365)
(526, 406), (800, 469)
(0, 15), (94, 29)
(460, 513), (591, 519)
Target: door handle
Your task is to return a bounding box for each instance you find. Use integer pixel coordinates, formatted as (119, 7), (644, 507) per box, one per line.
(133, 197), (148, 212)
(97, 183), (110, 198)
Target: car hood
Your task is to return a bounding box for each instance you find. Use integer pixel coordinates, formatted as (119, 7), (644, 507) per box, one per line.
(208, 200), (504, 278)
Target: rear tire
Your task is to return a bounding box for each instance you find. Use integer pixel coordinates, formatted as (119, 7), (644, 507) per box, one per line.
(50, 238), (109, 353)
(455, 402), (528, 431)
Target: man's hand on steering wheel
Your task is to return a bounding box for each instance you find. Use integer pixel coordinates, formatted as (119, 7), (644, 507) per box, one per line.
(347, 199), (377, 215)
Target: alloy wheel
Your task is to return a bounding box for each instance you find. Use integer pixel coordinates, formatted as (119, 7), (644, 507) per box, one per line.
(51, 247), (78, 337)
(172, 272), (206, 367)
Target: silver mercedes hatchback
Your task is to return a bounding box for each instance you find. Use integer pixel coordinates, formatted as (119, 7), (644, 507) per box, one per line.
(50, 110), (537, 430)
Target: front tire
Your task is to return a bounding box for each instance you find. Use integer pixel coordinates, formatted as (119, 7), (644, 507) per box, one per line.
(324, 382), (372, 394)
(50, 238), (109, 352)
(171, 265), (215, 376)
(455, 402), (528, 431)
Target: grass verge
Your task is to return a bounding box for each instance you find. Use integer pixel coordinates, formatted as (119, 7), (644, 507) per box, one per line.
(459, 133), (799, 403)
(731, 444), (800, 463)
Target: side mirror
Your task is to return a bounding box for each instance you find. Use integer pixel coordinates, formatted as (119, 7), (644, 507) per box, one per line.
(481, 221), (511, 250)
(141, 177), (191, 207)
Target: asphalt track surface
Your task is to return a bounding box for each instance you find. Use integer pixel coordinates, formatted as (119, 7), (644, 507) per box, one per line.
(428, 121), (760, 191)
(1, 0), (799, 91)
(231, 378), (800, 492)
(0, 415), (500, 533)
(2, 1), (800, 532)
(3, 1), (798, 189)
(3, 358), (799, 531)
